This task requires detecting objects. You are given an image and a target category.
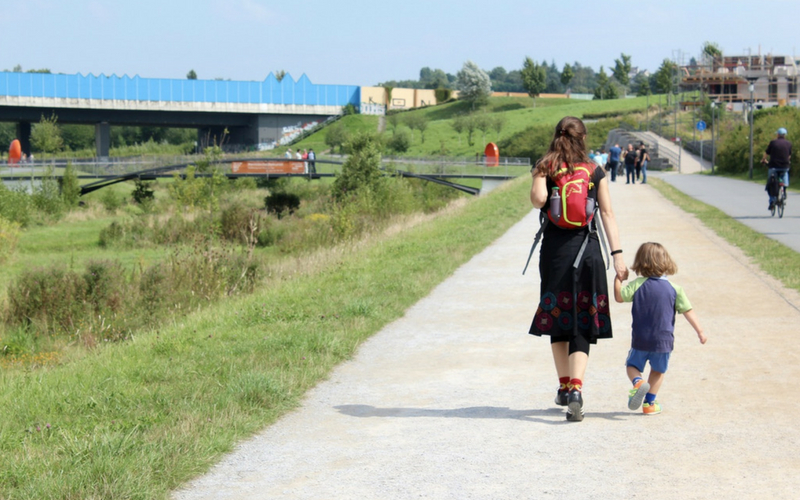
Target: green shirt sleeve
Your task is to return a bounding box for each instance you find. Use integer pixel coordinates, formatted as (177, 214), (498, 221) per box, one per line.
(671, 282), (692, 313)
(620, 277), (648, 303)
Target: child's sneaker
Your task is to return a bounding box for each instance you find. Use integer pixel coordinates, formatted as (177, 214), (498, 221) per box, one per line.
(628, 380), (650, 411)
(642, 401), (662, 415)
(555, 389), (569, 407)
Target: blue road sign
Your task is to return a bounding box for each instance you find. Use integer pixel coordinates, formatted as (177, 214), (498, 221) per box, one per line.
(696, 120), (707, 131)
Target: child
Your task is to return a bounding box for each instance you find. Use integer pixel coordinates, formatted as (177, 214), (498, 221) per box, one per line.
(614, 242), (707, 415)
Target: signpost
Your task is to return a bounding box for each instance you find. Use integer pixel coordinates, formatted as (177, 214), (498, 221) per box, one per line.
(696, 121), (707, 165)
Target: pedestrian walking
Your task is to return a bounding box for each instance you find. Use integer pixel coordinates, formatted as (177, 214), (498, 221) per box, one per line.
(623, 144), (637, 184)
(614, 242), (707, 415)
(528, 116), (628, 422)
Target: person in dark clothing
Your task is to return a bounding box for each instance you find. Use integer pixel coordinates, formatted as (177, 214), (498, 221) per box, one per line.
(529, 116), (628, 422)
(607, 143), (621, 182)
(761, 127), (792, 209)
(622, 143), (637, 184)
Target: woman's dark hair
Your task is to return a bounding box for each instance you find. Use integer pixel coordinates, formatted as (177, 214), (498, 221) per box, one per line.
(535, 116), (591, 177)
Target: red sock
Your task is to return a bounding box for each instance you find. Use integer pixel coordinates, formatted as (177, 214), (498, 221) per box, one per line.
(568, 378), (583, 392)
(559, 376), (570, 391)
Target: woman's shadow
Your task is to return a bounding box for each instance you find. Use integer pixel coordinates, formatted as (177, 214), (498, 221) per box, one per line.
(334, 404), (629, 425)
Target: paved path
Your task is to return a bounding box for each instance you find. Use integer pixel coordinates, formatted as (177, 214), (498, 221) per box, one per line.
(175, 177), (800, 499)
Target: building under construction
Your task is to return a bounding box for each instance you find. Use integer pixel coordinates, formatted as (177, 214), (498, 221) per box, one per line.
(682, 53), (800, 104)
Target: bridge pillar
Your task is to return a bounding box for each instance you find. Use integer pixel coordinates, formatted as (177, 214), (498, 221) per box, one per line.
(16, 122), (31, 156)
(95, 122), (110, 158)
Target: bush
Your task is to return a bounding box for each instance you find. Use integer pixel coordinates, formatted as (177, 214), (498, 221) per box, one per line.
(100, 188), (123, 212)
(265, 192), (300, 218)
(221, 202), (264, 244)
(387, 128), (412, 153)
(59, 162), (81, 208)
(31, 169), (63, 217)
(7, 267), (88, 334)
(131, 179), (155, 205)
(0, 215), (21, 264)
(333, 133), (383, 201)
(435, 88), (453, 104)
(716, 106), (800, 175)
(0, 183), (32, 227)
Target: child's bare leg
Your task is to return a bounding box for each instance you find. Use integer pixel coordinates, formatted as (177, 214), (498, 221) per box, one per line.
(626, 365), (643, 383)
(647, 370), (665, 395)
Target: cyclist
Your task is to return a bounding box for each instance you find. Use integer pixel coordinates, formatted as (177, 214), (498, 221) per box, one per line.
(762, 127), (792, 210)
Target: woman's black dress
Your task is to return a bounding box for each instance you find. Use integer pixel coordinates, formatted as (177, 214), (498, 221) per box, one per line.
(529, 167), (612, 343)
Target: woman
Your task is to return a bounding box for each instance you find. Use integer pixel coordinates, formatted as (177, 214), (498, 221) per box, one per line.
(529, 116), (628, 422)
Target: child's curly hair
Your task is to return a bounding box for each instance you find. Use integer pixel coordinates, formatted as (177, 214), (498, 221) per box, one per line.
(631, 242), (678, 277)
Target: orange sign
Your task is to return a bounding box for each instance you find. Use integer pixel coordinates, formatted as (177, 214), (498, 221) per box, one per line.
(230, 160), (306, 174)
(484, 142), (499, 167)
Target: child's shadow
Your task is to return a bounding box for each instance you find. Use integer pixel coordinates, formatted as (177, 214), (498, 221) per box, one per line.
(334, 404), (629, 425)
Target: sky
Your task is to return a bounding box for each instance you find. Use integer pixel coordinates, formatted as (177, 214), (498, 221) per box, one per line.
(2, 0), (800, 86)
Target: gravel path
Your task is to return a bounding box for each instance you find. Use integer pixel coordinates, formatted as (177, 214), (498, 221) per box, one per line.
(174, 179), (800, 499)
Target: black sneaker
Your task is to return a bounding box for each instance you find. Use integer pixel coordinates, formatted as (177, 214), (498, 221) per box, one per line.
(555, 389), (569, 406)
(566, 390), (584, 422)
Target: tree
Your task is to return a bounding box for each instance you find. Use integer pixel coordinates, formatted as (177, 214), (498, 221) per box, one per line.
(702, 41), (722, 65)
(325, 122), (349, 154)
(405, 114), (430, 143)
(593, 66), (609, 100)
(475, 113), (492, 146)
(491, 115), (507, 142)
(631, 72), (652, 96)
(275, 70), (286, 82)
(387, 113), (401, 134)
(612, 53), (632, 88)
(561, 63), (574, 88)
(456, 60), (492, 109)
(31, 114), (63, 156)
(186, 69), (198, 80)
(464, 114), (478, 146)
(333, 133), (383, 200)
(451, 114), (467, 145)
(521, 57), (547, 106)
(655, 59), (677, 96)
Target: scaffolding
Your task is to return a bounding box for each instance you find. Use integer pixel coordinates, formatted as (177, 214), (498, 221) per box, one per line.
(681, 52), (800, 104)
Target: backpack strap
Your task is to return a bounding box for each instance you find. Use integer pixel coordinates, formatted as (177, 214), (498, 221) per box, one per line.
(522, 212), (547, 275)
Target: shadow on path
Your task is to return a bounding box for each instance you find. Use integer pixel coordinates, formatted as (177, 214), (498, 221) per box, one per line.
(334, 404), (629, 424)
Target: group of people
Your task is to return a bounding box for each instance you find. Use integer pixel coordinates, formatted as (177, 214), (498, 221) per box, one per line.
(284, 147), (317, 174)
(528, 116), (706, 422)
(604, 143), (650, 184)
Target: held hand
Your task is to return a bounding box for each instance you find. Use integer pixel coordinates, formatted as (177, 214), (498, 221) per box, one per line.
(613, 256), (628, 281)
(698, 331), (708, 344)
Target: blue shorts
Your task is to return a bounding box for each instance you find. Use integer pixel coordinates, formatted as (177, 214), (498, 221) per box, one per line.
(626, 348), (670, 373)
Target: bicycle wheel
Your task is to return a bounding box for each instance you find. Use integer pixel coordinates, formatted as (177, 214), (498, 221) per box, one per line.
(771, 198), (776, 217)
(778, 187), (786, 218)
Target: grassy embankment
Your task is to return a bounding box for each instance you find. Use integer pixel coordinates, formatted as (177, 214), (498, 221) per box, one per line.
(649, 178), (800, 293)
(0, 176), (533, 499)
(293, 96), (655, 158)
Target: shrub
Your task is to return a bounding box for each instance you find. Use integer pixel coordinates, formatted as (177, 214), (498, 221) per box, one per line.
(100, 188), (123, 212)
(31, 168), (63, 217)
(435, 88), (452, 104)
(7, 267), (88, 334)
(132, 178), (155, 205)
(59, 162), (81, 208)
(221, 202), (264, 244)
(387, 128), (412, 153)
(265, 192), (300, 218)
(232, 177), (258, 191)
(0, 184), (31, 227)
(333, 133), (383, 201)
(0, 215), (21, 264)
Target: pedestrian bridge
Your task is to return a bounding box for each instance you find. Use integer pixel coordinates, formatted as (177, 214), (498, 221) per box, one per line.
(0, 156), (530, 197)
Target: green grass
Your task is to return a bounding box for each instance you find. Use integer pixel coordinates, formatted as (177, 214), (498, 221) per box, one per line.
(293, 95), (654, 160)
(650, 177), (800, 292)
(0, 176), (532, 499)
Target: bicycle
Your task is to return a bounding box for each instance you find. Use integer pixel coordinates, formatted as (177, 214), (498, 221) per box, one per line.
(768, 172), (787, 218)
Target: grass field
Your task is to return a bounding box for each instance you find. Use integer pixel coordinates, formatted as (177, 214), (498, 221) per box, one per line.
(293, 95), (655, 159)
(0, 177), (532, 499)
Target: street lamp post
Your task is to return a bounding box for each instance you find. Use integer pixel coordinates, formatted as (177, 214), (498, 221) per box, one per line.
(747, 77), (757, 179)
(711, 101), (717, 174)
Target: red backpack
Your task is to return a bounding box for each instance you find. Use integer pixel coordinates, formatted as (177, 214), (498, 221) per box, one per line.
(547, 163), (597, 229)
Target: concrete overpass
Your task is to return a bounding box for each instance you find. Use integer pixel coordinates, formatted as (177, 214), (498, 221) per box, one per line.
(0, 71), (360, 157)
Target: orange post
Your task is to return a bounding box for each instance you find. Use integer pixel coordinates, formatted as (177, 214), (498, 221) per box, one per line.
(9, 139), (21, 165)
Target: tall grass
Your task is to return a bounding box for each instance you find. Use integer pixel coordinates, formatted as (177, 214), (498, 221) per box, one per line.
(0, 177), (532, 499)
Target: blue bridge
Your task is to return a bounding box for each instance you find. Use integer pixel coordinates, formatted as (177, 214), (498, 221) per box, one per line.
(0, 71), (360, 157)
